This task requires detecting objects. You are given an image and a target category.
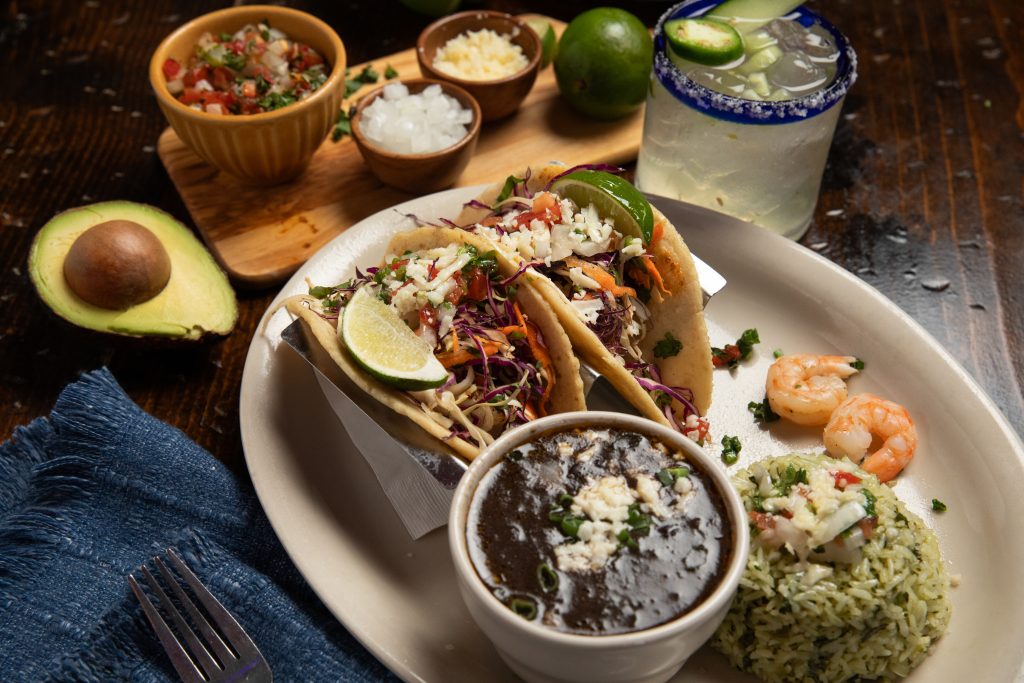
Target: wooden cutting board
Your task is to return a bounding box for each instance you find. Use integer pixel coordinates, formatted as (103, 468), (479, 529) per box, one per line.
(157, 16), (645, 288)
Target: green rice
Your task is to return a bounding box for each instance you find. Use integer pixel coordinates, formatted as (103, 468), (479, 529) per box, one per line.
(712, 453), (951, 682)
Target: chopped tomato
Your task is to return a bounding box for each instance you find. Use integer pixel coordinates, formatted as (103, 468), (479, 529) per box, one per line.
(211, 66), (234, 91)
(162, 58), (181, 79)
(419, 305), (438, 329)
(531, 192), (558, 213)
(832, 471), (862, 489)
(749, 511), (776, 530)
(182, 66), (209, 88)
(427, 262), (439, 280)
(858, 517), (877, 538)
(178, 88), (203, 105)
(711, 344), (741, 368)
(466, 267), (488, 301)
(445, 272), (466, 305)
(242, 80), (257, 98)
(389, 258), (409, 272)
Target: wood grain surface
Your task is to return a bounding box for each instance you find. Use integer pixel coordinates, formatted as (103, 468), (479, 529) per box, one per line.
(159, 15), (650, 286)
(0, 0), (1021, 480)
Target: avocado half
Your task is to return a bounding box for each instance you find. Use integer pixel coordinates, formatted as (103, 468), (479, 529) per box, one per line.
(28, 201), (238, 340)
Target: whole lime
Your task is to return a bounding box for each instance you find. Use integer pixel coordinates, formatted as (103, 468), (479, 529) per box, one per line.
(399, 0), (460, 18)
(554, 8), (653, 120)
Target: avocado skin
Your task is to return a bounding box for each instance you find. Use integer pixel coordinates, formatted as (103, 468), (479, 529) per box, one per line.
(28, 201), (238, 340)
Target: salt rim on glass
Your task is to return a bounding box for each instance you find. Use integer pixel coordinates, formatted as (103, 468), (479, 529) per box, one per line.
(653, 0), (858, 125)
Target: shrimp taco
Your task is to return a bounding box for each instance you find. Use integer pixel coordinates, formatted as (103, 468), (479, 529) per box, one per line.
(287, 227), (586, 461)
(455, 163), (713, 441)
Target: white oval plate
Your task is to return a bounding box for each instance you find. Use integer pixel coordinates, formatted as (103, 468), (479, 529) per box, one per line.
(241, 187), (1024, 682)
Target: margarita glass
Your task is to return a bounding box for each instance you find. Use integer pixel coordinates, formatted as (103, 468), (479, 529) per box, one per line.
(636, 0), (857, 240)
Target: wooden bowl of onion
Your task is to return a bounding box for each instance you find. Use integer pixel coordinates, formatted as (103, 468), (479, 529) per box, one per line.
(350, 78), (482, 193)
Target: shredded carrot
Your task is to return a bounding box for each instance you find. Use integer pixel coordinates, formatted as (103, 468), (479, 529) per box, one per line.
(513, 302), (554, 415)
(435, 340), (503, 368)
(564, 256), (636, 298)
(524, 401), (539, 421)
(641, 255), (670, 295)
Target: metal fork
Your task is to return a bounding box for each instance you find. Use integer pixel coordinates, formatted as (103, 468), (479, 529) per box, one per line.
(128, 549), (272, 683)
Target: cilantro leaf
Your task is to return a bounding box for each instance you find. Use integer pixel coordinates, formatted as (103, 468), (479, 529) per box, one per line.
(654, 332), (683, 359)
(712, 328), (760, 368)
(330, 108), (351, 141)
(931, 498), (947, 512)
(850, 358), (865, 370)
(384, 64), (398, 79)
(747, 397), (780, 424)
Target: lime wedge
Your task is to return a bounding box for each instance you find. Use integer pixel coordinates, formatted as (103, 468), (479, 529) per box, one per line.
(340, 285), (448, 390)
(525, 17), (558, 69)
(664, 18), (744, 66)
(705, 0), (804, 35)
(549, 171), (655, 244)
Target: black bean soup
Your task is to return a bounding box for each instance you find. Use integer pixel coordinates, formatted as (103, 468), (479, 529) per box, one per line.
(467, 427), (732, 635)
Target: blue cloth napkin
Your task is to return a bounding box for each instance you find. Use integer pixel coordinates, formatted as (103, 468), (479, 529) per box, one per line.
(0, 368), (397, 682)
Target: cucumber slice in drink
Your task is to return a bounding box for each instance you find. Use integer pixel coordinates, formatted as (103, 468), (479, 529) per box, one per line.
(664, 18), (744, 67)
(340, 285), (448, 391)
(706, 0), (804, 34)
(549, 171), (655, 245)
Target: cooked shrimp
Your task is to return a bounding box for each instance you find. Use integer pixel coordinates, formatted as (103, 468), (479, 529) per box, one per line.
(823, 393), (918, 482)
(765, 354), (861, 426)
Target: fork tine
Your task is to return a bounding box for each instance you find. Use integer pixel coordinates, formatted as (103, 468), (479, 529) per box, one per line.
(155, 556), (235, 663)
(139, 565), (222, 678)
(166, 549), (261, 657)
(129, 574), (206, 683)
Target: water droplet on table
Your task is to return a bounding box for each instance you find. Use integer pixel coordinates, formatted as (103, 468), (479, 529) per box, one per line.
(921, 278), (950, 292)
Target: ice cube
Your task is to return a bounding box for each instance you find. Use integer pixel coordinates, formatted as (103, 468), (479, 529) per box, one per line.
(804, 23), (840, 63)
(736, 46), (782, 75)
(766, 50), (828, 92)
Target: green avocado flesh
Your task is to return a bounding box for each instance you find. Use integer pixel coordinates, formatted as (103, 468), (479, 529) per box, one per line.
(29, 201), (238, 339)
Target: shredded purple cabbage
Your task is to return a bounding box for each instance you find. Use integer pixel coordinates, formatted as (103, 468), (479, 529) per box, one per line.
(542, 163), (626, 191)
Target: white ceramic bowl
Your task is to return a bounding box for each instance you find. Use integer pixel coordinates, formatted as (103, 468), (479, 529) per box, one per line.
(448, 411), (750, 683)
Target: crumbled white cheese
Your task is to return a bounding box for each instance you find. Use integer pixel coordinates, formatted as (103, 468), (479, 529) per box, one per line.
(432, 28), (528, 81)
(674, 474), (693, 496)
(570, 297), (604, 325)
(621, 236), (644, 259)
(557, 441), (574, 458)
(572, 476), (635, 524)
(635, 474), (670, 518)
(554, 525), (621, 572)
(568, 266), (601, 290)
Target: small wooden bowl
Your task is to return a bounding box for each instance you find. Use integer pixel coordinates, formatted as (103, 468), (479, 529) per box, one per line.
(416, 11), (541, 122)
(351, 79), (482, 194)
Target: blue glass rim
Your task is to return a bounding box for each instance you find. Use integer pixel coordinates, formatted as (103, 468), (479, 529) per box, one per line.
(653, 0), (858, 125)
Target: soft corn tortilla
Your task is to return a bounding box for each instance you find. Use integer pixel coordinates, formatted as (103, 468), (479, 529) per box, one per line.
(289, 227), (585, 461)
(456, 164), (713, 427)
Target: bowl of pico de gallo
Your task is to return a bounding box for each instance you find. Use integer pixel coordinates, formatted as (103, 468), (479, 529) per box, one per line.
(149, 5), (346, 185)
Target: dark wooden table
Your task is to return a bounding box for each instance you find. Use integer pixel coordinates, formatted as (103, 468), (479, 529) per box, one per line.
(1, 0), (1021, 477)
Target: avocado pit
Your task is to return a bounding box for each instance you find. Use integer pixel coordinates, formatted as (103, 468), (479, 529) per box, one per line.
(63, 220), (172, 310)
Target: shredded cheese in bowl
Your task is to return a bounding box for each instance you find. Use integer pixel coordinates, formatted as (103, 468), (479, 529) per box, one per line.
(433, 28), (529, 81)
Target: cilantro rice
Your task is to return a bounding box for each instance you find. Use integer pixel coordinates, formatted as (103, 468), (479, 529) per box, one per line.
(712, 454), (951, 682)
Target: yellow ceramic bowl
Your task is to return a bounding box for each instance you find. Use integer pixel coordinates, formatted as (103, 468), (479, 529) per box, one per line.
(149, 5), (346, 186)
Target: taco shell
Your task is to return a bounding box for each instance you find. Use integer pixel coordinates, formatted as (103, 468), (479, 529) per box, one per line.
(288, 226), (585, 461)
(457, 163), (713, 427)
